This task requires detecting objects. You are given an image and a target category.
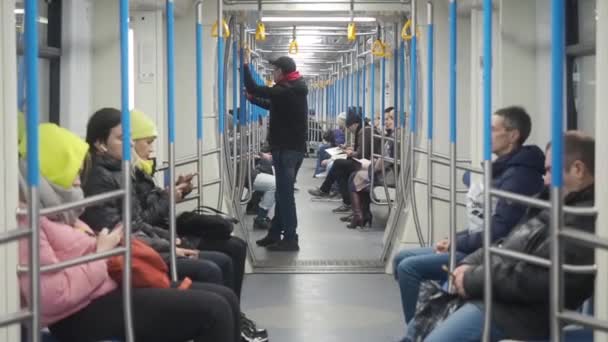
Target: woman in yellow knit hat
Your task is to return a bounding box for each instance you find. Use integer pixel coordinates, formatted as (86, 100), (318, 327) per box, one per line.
(18, 123), (240, 342)
(128, 109), (268, 341)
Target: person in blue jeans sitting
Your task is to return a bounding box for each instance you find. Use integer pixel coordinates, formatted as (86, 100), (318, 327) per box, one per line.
(393, 106), (546, 327)
(315, 112), (347, 176)
(408, 131), (596, 342)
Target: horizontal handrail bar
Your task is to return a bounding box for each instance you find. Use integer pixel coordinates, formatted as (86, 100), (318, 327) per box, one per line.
(18, 247), (127, 274)
(371, 153), (396, 163)
(491, 188), (551, 210)
(560, 228), (608, 250)
(489, 246), (597, 274)
(431, 194), (466, 207)
(562, 206), (598, 216)
(159, 148), (222, 170)
(414, 147), (472, 163)
(413, 178), (468, 193)
(491, 189), (598, 216)
(456, 164), (484, 174)
(16, 190), (126, 217)
(178, 179), (223, 203)
(0, 310), (33, 328)
(557, 311), (608, 332)
(0, 228), (31, 244)
(371, 133), (396, 142)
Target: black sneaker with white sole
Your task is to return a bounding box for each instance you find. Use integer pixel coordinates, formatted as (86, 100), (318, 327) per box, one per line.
(240, 313), (268, 342)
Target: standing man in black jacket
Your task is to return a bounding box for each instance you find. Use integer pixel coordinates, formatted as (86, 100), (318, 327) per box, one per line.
(243, 53), (308, 251)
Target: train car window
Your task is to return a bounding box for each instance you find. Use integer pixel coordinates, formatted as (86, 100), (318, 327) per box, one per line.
(15, 0), (61, 124)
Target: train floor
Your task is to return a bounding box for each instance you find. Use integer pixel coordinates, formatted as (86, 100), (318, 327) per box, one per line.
(241, 273), (406, 342)
(244, 157), (390, 265)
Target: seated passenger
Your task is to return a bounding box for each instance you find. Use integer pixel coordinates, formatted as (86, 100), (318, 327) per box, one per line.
(132, 110), (267, 339)
(412, 131), (596, 342)
(17, 123), (240, 342)
(314, 112), (346, 176)
(343, 110), (396, 228)
(308, 109), (384, 213)
(249, 151), (276, 230)
(393, 106), (545, 324)
(80, 108), (234, 288)
(105, 108), (267, 340)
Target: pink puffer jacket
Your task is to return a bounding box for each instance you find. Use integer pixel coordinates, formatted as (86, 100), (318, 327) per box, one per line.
(18, 217), (117, 326)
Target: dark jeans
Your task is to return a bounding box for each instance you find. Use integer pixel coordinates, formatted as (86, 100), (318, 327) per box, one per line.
(315, 143), (331, 174)
(198, 236), (247, 300)
(171, 250), (234, 289)
(320, 158), (359, 205)
(49, 283), (239, 342)
(269, 149), (304, 241)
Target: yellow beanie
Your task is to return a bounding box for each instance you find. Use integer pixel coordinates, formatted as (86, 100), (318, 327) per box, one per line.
(19, 123), (89, 189)
(131, 109), (158, 140)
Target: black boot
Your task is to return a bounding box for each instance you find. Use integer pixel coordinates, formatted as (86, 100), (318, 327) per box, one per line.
(361, 191), (373, 225)
(347, 191), (363, 229)
(253, 208), (270, 230)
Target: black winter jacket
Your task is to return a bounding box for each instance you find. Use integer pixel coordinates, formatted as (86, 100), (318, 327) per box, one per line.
(244, 64), (308, 152)
(132, 168), (170, 229)
(80, 155), (171, 253)
(461, 185), (596, 340)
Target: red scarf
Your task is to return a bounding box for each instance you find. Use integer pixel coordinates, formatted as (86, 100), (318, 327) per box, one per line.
(282, 71), (301, 82)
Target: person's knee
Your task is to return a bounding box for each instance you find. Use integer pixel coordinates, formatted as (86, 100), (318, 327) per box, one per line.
(396, 257), (424, 280)
(195, 261), (223, 284)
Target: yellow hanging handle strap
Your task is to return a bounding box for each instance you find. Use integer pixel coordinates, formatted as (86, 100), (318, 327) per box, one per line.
(289, 40), (299, 55)
(255, 22), (266, 41)
(347, 22), (357, 42)
(372, 39), (387, 57)
(401, 18), (421, 41)
(211, 19), (231, 38)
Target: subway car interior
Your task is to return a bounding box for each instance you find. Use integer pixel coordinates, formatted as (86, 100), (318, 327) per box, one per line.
(1, 0), (607, 341)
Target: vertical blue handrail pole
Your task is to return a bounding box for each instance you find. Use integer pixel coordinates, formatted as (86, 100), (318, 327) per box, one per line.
(447, 0), (458, 283)
(217, 0), (225, 209)
(393, 42), (398, 124)
(356, 63), (361, 112)
(362, 59), (367, 117)
(549, 0), (565, 340)
(166, 0), (178, 282)
(368, 55), (376, 160)
(381, 51), (387, 118)
(370, 58), (376, 131)
(481, 0), (493, 340)
(399, 41), (405, 128)
(426, 2), (435, 246)
(351, 54), (355, 113)
(409, 0), (425, 246)
(24, 0), (41, 340)
(196, 2), (205, 207)
(119, 0), (135, 340)
(231, 35), (239, 203)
